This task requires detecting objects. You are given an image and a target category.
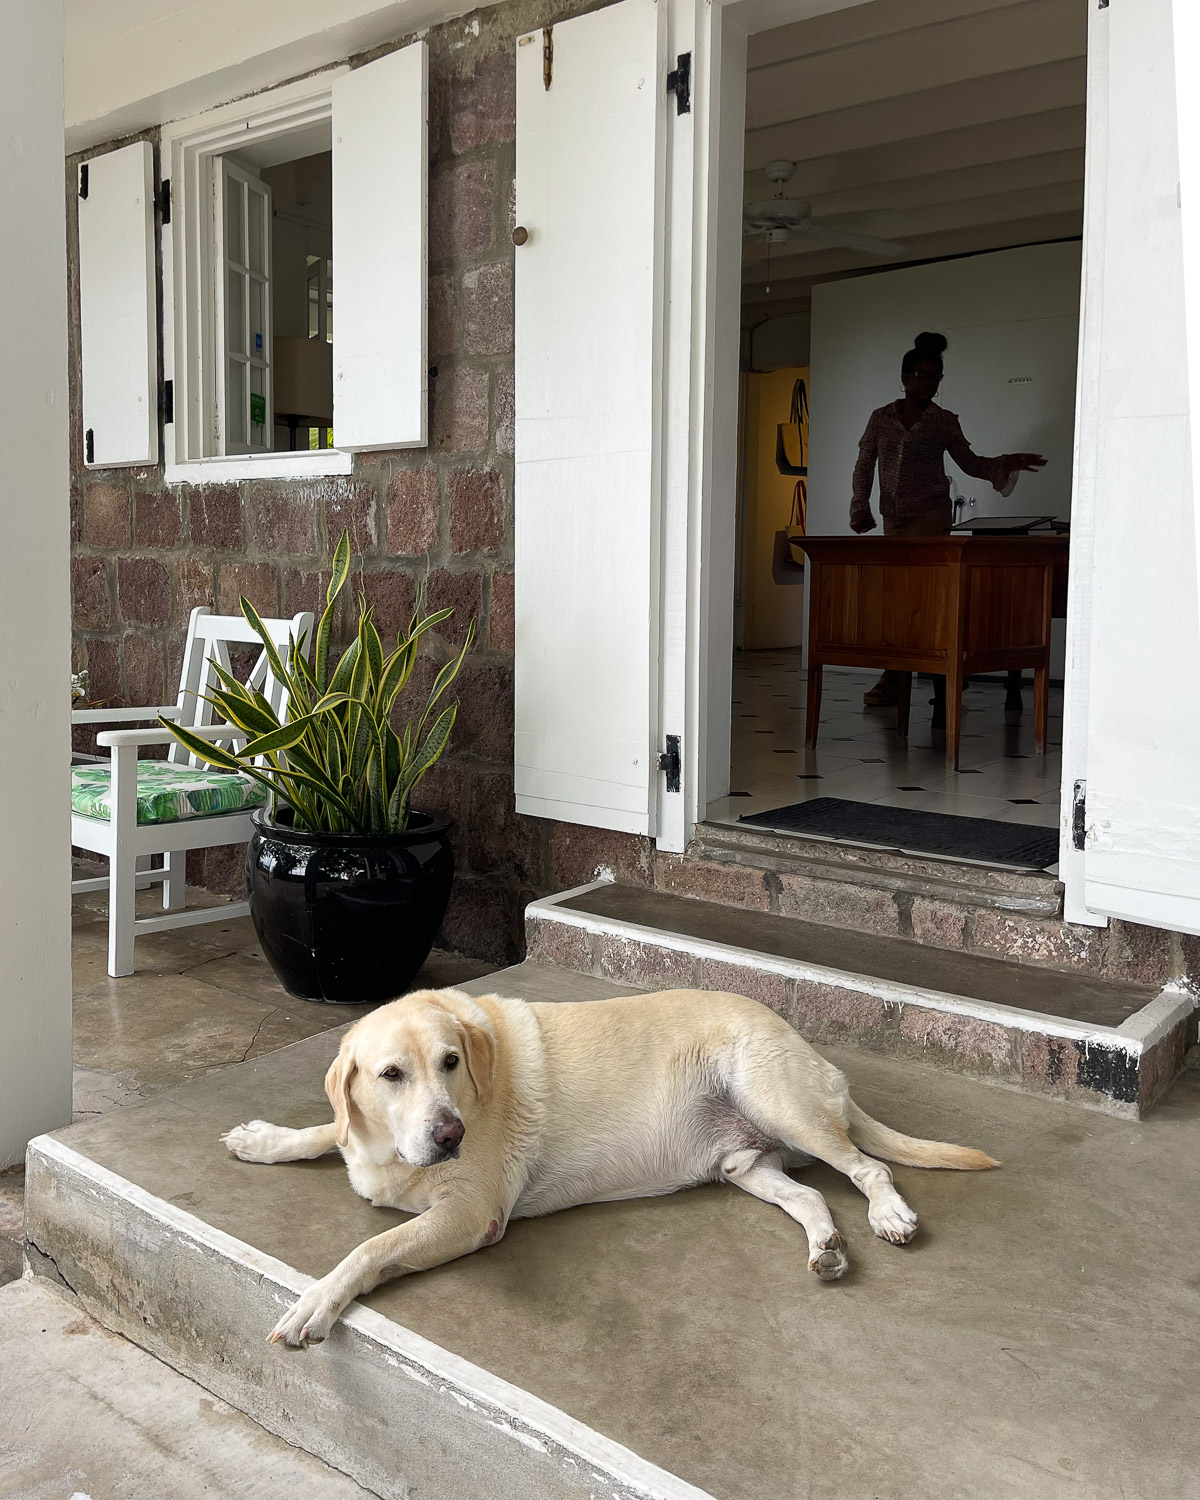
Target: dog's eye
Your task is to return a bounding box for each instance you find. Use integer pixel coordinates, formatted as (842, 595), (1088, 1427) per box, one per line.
(380, 1066), (404, 1082)
(443, 1054), (459, 1071)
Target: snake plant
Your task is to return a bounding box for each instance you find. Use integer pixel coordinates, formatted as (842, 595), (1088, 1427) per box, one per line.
(161, 531), (475, 834)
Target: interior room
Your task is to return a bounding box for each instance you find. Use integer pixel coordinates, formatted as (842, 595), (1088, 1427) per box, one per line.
(713, 0), (1086, 871)
(218, 128), (333, 455)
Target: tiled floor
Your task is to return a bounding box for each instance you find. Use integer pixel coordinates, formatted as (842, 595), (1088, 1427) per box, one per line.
(708, 650), (1062, 844)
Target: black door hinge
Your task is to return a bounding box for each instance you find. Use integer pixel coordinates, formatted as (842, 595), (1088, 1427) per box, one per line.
(1072, 780), (1087, 851)
(161, 379), (174, 423)
(658, 734), (682, 793)
(159, 178), (171, 224)
(85, 428), (95, 464)
(666, 53), (691, 115)
(78, 163), (89, 199)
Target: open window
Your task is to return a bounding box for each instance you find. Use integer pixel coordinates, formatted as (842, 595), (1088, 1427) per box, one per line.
(150, 44), (427, 482)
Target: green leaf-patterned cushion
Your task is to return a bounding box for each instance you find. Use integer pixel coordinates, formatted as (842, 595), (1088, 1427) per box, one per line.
(71, 760), (266, 825)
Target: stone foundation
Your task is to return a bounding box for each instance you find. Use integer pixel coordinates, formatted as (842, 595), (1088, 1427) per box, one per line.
(524, 895), (1197, 1117)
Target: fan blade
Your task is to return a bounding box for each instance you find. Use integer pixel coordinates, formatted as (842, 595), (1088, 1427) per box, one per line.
(787, 220), (907, 257)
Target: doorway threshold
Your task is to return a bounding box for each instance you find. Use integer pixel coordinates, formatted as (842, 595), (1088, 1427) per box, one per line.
(695, 819), (1062, 910)
(712, 799), (1058, 874)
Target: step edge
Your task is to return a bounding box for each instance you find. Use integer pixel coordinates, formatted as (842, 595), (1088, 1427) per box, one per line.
(527, 885), (1192, 1057)
(25, 1133), (717, 1500)
(696, 821), (1064, 901)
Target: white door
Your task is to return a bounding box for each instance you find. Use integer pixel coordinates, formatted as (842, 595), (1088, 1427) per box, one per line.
(1065, 0), (1200, 933)
(513, 0), (667, 834)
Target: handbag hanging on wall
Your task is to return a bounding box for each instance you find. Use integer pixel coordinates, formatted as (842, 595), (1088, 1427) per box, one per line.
(775, 377), (808, 477)
(771, 480), (807, 585)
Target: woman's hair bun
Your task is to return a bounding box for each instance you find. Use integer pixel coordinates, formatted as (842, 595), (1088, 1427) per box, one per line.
(913, 331), (948, 356)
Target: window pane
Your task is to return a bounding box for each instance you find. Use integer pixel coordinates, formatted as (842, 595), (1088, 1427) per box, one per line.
(248, 191), (264, 275)
(227, 269), (246, 355)
(225, 178), (244, 263)
(227, 360), (246, 446)
(308, 276), (319, 340)
(249, 278), (265, 361)
(326, 259), (333, 344)
(249, 364), (267, 447)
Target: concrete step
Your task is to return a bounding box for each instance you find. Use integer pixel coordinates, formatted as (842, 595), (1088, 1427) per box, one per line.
(21, 962), (1200, 1500)
(24, 965), (712, 1500)
(660, 821), (1199, 992)
(0, 1277), (375, 1498)
(525, 880), (1197, 1116)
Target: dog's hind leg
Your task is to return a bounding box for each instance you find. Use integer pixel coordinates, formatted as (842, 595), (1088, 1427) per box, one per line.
(721, 1148), (849, 1281)
(222, 1120), (339, 1164)
(729, 1049), (919, 1246)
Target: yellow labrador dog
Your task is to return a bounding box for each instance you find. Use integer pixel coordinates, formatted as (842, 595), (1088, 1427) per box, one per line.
(223, 987), (997, 1348)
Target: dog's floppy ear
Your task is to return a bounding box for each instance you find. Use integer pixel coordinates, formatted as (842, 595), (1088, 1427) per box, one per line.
(457, 1019), (496, 1108)
(324, 1047), (358, 1148)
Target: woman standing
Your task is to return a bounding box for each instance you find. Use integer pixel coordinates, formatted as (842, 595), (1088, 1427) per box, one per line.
(850, 332), (1046, 711)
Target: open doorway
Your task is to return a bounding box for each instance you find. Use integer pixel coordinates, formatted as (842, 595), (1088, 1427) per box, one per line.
(709, 0), (1086, 873)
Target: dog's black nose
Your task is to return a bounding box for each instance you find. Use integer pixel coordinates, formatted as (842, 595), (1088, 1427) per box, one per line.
(433, 1115), (464, 1153)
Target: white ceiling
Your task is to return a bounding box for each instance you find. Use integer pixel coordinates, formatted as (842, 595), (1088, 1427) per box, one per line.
(742, 0), (1087, 318)
(63, 0), (487, 151)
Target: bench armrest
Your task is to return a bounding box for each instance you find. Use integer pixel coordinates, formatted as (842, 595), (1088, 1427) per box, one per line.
(95, 723), (247, 751)
(72, 705), (182, 725)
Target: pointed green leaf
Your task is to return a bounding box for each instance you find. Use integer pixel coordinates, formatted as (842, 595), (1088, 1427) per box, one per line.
(159, 719), (245, 772)
(328, 638), (360, 697)
(238, 597), (292, 693)
(240, 712), (326, 759)
(328, 530), (351, 606)
(314, 596), (337, 694)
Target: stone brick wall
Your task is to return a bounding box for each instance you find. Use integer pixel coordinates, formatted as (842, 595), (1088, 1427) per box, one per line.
(68, 0), (654, 964)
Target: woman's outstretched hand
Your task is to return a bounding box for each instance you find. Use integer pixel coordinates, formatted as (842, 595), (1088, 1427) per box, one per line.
(1002, 453), (1047, 473)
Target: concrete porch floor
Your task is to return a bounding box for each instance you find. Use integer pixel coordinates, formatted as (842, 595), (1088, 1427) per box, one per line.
(22, 935), (1200, 1499)
(0, 877), (496, 1283)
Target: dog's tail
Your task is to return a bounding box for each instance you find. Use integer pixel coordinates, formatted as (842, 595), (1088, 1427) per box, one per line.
(847, 1101), (999, 1170)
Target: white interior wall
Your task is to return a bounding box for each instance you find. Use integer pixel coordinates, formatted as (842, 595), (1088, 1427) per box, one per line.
(804, 242), (1081, 677)
(807, 241), (1082, 537)
(0, 0), (74, 1166)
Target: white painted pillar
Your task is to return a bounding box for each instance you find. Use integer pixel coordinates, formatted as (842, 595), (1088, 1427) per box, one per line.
(0, 0), (73, 1166)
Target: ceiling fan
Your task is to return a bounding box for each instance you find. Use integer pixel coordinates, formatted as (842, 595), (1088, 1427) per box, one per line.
(744, 160), (908, 287)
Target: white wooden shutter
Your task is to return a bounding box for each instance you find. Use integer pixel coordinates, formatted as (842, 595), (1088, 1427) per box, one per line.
(1171, 0), (1200, 591)
(513, 0), (666, 833)
(332, 41), (427, 451)
(78, 141), (157, 468)
(1070, 0), (1200, 932)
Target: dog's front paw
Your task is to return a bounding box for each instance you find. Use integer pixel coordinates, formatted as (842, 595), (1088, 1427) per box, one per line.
(222, 1120), (289, 1164)
(268, 1283), (341, 1349)
(809, 1231), (849, 1282)
(868, 1194), (918, 1245)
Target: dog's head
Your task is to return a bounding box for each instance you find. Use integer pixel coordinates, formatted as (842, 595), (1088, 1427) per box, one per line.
(324, 989), (498, 1168)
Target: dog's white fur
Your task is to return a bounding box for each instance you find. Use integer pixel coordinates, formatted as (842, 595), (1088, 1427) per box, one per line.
(222, 987), (998, 1348)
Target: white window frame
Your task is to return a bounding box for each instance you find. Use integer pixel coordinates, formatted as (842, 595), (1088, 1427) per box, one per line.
(162, 70), (351, 483)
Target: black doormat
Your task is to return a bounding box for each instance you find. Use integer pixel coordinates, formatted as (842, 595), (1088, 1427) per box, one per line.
(738, 796), (1058, 870)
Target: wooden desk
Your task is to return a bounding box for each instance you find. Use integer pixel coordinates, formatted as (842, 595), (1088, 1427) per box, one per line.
(798, 535), (1069, 769)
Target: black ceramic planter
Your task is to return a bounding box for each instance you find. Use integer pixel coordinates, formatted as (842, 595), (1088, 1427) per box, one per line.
(246, 808), (455, 1004)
